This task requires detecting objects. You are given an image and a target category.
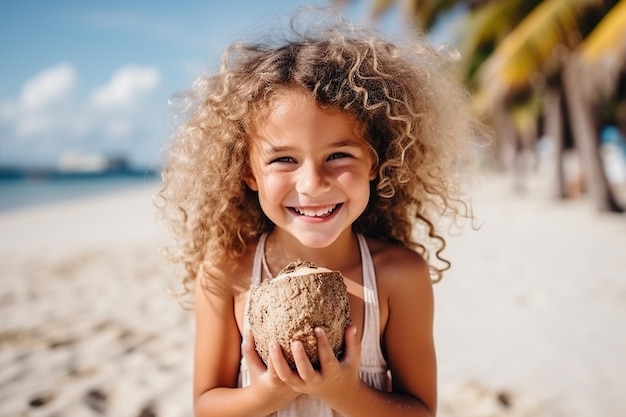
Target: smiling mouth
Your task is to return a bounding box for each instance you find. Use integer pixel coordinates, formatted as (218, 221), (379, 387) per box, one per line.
(290, 204), (340, 218)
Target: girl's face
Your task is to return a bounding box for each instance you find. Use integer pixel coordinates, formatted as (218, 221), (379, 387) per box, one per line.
(245, 88), (377, 249)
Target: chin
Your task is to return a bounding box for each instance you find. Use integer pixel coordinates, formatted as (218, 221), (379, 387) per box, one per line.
(291, 231), (343, 249)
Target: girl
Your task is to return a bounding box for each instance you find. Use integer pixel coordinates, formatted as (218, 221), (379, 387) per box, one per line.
(158, 11), (479, 417)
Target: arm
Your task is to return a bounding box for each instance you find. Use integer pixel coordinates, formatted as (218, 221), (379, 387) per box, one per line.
(381, 250), (437, 414)
(193, 269), (300, 417)
(269, 249), (437, 416)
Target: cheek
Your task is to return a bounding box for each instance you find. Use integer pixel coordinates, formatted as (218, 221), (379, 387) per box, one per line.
(257, 173), (290, 197)
(336, 168), (372, 188)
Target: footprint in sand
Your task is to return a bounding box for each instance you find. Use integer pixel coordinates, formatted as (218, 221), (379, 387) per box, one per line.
(138, 403), (158, 417)
(28, 391), (55, 408)
(440, 380), (547, 417)
(84, 388), (108, 413)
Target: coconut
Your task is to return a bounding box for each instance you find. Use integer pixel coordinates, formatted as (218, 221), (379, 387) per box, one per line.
(248, 259), (351, 370)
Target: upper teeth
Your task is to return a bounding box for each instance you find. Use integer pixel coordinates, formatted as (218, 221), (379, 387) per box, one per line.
(294, 205), (337, 217)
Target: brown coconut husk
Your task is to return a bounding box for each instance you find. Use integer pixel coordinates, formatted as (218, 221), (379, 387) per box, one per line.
(248, 259), (351, 370)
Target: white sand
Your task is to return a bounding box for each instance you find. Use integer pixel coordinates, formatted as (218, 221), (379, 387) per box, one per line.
(436, 173), (626, 416)
(1, 174), (624, 417)
(0, 184), (193, 417)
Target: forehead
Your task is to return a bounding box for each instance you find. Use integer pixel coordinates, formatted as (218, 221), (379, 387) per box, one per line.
(250, 87), (364, 140)
(262, 87), (334, 118)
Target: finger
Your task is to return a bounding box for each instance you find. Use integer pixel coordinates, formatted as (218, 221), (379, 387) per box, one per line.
(314, 327), (338, 369)
(242, 330), (267, 371)
(266, 349), (276, 374)
(341, 325), (361, 366)
(269, 341), (295, 381)
(291, 339), (315, 378)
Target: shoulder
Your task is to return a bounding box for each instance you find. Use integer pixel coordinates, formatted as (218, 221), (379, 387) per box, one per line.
(194, 239), (258, 306)
(364, 237), (433, 321)
(366, 237), (431, 292)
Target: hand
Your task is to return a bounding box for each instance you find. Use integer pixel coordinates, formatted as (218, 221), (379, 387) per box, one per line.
(242, 331), (300, 407)
(269, 325), (363, 403)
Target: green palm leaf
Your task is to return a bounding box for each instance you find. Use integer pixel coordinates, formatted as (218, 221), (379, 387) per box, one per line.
(577, 0), (626, 99)
(477, 0), (603, 106)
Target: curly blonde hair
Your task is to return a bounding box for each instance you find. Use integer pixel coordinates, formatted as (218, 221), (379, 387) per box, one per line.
(157, 12), (481, 299)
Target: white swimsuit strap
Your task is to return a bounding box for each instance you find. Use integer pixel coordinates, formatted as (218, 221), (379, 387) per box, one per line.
(356, 233), (387, 369)
(251, 233), (268, 286)
(243, 233), (268, 333)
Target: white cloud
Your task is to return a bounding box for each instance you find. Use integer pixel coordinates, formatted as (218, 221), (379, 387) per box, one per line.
(89, 65), (161, 111)
(0, 63), (78, 138)
(20, 63), (77, 111)
(0, 63), (78, 137)
(0, 63), (163, 167)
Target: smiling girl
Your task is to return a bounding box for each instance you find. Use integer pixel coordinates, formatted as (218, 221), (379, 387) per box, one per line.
(158, 10), (480, 417)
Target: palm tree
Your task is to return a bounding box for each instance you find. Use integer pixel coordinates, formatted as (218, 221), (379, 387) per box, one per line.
(453, 0), (544, 187)
(467, 0), (610, 196)
(563, 0), (626, 211)
(471, 0), (625, 211)
(343, 0), (626, 212)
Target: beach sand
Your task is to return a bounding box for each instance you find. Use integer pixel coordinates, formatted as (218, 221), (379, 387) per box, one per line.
(1, 173), (624, 417)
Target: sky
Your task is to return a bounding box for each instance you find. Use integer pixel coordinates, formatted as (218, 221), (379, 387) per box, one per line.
(0, 0), (453, 170)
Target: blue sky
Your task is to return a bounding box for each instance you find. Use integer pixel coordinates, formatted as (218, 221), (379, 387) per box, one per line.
(0, 1), (452, 170)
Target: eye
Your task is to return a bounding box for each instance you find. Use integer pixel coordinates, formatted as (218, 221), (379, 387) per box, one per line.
(327, 152), (352, 161)
(269, 156), (296, 164)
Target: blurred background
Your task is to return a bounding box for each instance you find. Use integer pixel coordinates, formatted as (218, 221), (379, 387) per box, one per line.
(1, 0), (625, 213)
(1, 0), (367, 210)
(1, 1), (625, 417)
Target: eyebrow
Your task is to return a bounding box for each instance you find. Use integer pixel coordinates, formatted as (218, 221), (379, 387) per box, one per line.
(263, 145), (292, 153)
(329, 140), (363, 148)
(260, 140), (364, 153)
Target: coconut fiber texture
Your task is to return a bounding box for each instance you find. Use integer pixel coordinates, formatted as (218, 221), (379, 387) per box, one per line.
(248, 259), (351, 370)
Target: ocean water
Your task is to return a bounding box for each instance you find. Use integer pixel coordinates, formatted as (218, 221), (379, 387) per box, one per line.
(0, 174), (160, 213)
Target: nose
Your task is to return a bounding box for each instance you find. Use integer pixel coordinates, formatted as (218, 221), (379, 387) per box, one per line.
(295, 161), (331, 196)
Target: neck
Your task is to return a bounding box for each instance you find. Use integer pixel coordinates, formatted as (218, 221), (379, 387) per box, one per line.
(265, 229), (361, 275)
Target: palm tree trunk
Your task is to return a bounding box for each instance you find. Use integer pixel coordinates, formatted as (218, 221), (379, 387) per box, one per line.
(544, 87), (567, 198)
(563, 59), (625, 212)
(491, 104), (517, 172)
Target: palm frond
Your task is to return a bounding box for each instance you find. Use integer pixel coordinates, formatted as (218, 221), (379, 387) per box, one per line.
(477, 0), (604, 106)
(456, 0), (538, 87)
(457, 0), (534, 56)
(577, 0), (626, 99)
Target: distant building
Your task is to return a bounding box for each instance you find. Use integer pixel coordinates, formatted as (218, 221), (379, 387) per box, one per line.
(56, 151), (131, 173)
(57, 151), (108, 173)
(105, 155), (130, 172)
